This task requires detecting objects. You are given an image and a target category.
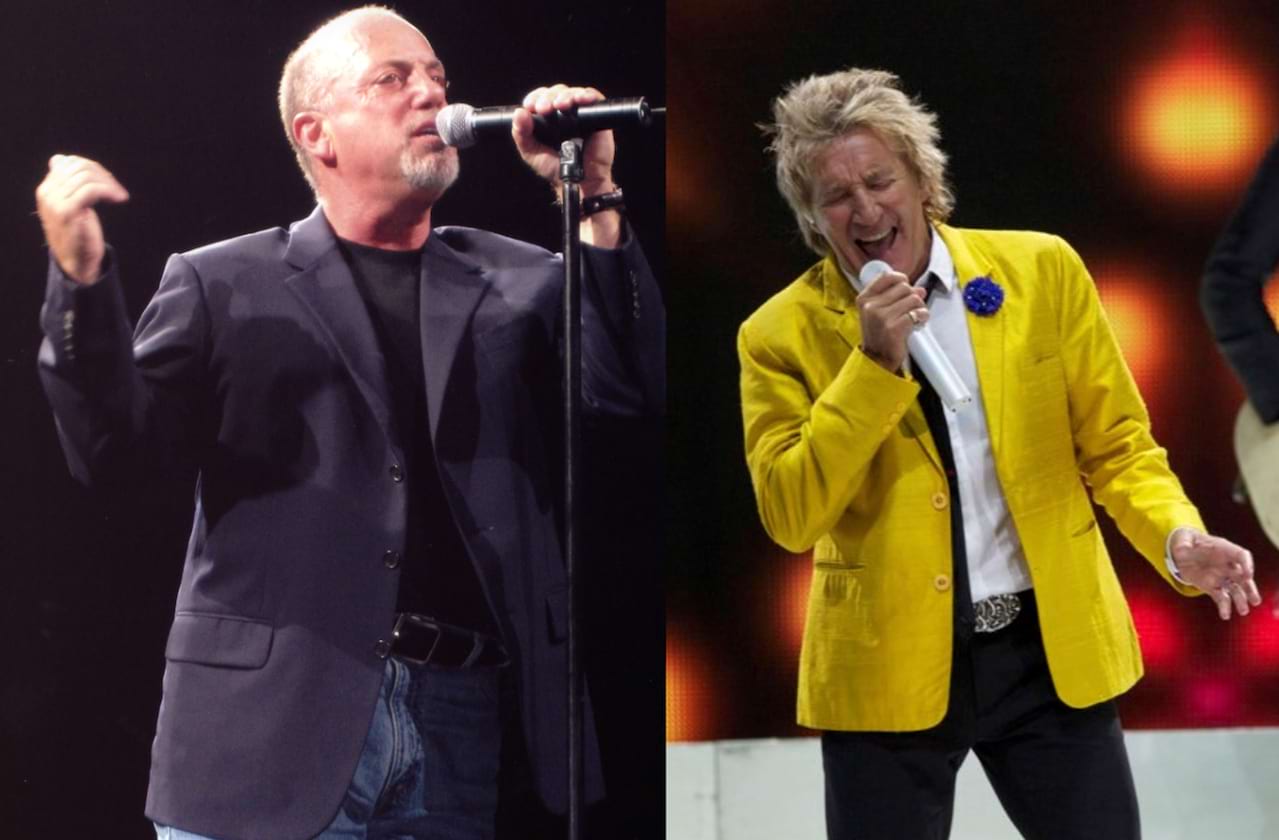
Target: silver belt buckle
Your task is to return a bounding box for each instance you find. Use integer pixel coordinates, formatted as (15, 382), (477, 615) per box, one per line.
(973, 592), (1021, 633)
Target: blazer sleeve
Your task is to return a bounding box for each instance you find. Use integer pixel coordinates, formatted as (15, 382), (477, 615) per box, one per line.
(37, 248), (212, 486)
(579, 229), (665, 416)
(1050, 237), (1204, 593)
(1200, 139), (1279, 423)
(738, 313), (919, 553)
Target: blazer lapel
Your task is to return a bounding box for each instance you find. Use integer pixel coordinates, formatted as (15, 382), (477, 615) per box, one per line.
(822, 255), (944, 474)
(824, 256), (863, 352)
(282, 208), (398, 448)
(938, 225), (1005, 456)
(419, 232), (490, 441)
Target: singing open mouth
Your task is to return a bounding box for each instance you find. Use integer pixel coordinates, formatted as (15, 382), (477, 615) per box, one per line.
(855, 227), (896, 261)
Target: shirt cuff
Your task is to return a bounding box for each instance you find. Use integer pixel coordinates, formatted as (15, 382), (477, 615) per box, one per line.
(1164, 526), (1199, 585)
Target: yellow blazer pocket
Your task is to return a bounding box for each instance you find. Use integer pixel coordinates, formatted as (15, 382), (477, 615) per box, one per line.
(809, 566), (879, 648)
(1069, 518), (1098, 538)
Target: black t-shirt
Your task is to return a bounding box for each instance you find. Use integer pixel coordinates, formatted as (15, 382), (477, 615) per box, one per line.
(338, 236), (498, 638)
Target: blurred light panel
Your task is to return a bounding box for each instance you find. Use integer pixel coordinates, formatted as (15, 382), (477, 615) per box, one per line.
(1122, 23), (1271, 198)
(1187, 674), (1243, 722)
(1089, 259), (1176, 415)
(666, 629), (714, 742)
(1126, 588), (1185, 671)
(1237, 606), (1279, 673)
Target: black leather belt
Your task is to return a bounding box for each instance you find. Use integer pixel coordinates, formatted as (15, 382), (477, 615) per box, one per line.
(389, 613), (508, 668)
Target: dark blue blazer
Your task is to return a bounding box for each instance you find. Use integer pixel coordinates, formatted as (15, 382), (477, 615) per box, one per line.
(38, 207), (664, 840)
(1202, 137), (1279, 422)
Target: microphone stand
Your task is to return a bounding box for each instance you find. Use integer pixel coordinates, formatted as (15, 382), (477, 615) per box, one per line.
(559, 137), (586, 840)
(555, 107), (660, 840)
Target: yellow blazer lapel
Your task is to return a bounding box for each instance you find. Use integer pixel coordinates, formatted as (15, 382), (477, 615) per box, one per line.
(822, 255), (861, 349)
(938, 225), (1005, 456)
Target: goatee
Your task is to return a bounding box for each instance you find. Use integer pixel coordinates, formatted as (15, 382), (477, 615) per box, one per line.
(401, 148), (460, 196)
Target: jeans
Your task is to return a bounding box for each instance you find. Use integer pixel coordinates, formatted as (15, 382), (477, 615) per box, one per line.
(156, 655), (503, 840)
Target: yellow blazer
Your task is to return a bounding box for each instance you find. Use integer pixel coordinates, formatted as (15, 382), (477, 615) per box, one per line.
(738, 224), (1203, 732)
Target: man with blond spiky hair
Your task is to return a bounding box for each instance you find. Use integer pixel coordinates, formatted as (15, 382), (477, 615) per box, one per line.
(34, 6), (662, 839)
(739, 67), (1256, 839)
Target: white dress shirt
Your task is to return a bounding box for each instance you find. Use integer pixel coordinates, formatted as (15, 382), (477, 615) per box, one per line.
(912, 229), (1033, 603)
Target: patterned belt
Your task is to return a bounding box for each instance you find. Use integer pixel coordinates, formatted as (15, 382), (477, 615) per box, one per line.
(973, 592), (1022, 633)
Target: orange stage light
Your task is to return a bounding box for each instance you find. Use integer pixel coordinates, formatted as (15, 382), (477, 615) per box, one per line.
(666, 630), (714, 742)
(1122, 22), (1272, 197)
(1265, 269), (1279, 325)
(1088, 259), (1176, 415)
(778, 555), (811, 657)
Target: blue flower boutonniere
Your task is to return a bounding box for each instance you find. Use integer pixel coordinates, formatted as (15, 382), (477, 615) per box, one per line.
(963, 276), (1004, 316)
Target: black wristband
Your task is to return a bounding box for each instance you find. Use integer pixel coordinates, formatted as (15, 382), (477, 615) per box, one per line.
(582, 188), (625, 217)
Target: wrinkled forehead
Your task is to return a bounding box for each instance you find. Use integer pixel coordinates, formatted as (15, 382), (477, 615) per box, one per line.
(810, 129), (894, 179)
(813, 127), (917, 184)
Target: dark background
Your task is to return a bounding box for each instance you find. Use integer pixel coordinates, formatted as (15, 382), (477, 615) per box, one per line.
(667, 1), (1279, 742)
(1, 1), (662, 837)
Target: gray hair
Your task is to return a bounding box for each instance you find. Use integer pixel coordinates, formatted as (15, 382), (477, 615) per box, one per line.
(277, 5), (413, 193)
(762, 67), (955, 256)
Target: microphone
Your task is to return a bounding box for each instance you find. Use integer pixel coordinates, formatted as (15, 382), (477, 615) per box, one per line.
(436, 97), (654, 148)
(857, 260), (973, 412)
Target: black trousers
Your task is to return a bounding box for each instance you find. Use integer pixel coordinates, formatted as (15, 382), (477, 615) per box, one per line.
(821, 593), (1140, 840)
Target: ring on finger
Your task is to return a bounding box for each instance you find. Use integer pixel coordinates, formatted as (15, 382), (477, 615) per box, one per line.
(907, 310), (920, 326)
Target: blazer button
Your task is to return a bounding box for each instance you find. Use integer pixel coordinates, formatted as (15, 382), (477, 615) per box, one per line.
(383, 550), (401, 569)
(389, 464), (404, 482)
(934, 574), (951, 592)
(373, 639), (391, 659)
(931, 492), (948, 510)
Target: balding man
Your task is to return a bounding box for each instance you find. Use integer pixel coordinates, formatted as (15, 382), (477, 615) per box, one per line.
(34, 7), (662, 839)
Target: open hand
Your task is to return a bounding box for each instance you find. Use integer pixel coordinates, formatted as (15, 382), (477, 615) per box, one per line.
(1169, 527), (1262, 620)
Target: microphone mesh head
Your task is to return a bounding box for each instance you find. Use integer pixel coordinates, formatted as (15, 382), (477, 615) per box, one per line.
(436, 103), (476, 148)
(858, 259), (892, 287)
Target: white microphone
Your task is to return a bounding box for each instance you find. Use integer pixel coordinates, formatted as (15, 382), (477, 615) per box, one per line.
(856, 260), (972, 412)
